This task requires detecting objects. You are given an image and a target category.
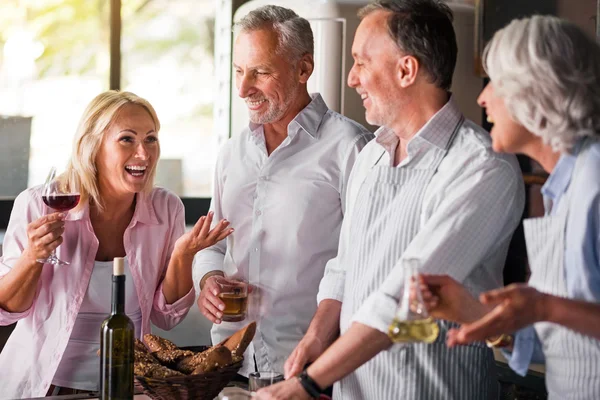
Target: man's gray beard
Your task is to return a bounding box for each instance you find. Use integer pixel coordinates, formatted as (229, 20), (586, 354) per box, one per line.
(248, 103), (285, 125)
(247, 81), (300, 125)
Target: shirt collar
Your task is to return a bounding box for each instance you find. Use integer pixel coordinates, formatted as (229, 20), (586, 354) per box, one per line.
(65, 191), (159, 225)
(541, 140), (583, 201)
(248, 93), (328, 139)
(375, 94), (463, 156)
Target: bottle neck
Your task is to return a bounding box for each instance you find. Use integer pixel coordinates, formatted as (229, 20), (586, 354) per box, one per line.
(111, 275), (126, 314)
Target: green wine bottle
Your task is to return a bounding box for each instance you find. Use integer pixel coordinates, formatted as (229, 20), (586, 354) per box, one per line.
(100, 257), (134, 399)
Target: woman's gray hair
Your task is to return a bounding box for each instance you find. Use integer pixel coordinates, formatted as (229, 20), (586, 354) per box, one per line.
(235, 5), (314, 61)
(484, 15), (600, 153)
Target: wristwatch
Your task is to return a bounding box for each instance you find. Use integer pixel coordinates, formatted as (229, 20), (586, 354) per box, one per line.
(485, 333), (514, 348)
(297, 370), (324, 399)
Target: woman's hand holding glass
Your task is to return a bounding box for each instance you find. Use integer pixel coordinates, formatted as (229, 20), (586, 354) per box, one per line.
(24, 212), (67, 265)
(418, 274), (489, 326)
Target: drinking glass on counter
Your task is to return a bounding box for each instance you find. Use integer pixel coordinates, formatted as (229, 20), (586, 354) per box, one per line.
(218, 387), (253, 400)
(216, 278), (249, 322)
(37, 166), (80, 265)
(248, 371), (284, 391)
(388, 259), (439, 343)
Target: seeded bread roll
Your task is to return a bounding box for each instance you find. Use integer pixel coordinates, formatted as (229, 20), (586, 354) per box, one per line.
(135, 362), (184, 378)
(191, 346), (233, 374)
(135, 349), (159, 365)
(143, 334), (178, 352)
(176, 346), (218, 374)
(135, 339), (149, 353)
(153, 348), (195, 365)
(176, 345), (232, 374)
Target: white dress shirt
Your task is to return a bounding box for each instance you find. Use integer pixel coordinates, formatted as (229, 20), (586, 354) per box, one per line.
(318, 96), (525, 338)
(194, 93), (373, 375)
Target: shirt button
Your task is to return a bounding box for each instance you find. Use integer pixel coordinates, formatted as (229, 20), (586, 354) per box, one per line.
(256, 210), (262, 216)
(254, 248), (259, 252)
(260, 176), (269, 181)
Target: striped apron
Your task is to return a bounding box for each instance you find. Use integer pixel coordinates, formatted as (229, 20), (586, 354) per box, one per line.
(335, 117), (498, 400)
(524, 140), (600, 400)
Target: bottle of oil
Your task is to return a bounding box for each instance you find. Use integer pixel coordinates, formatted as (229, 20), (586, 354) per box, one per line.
(100, 257), (134, 399)
(388, 259), (439, 344)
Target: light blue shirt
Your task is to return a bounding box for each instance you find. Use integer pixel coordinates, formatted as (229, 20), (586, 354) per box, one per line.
(506, 139), (600, 376)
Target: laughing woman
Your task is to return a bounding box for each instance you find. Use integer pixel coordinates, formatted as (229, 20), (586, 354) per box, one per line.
(0, 91), (233, 398)
(420, 16), (600, 400)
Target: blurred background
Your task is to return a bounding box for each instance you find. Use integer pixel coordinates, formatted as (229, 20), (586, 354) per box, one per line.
(0, 0), (219, 198)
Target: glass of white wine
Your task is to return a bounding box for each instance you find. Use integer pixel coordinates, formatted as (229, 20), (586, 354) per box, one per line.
(388, 259), (439, 344)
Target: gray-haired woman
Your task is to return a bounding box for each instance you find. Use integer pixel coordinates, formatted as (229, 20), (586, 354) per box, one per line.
(420, 15), (600, 400)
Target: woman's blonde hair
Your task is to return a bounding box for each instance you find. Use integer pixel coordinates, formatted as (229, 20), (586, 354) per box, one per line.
(61, 90), (161, 211)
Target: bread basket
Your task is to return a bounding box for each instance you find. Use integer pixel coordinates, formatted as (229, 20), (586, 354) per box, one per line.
(134, 345), (243, 400)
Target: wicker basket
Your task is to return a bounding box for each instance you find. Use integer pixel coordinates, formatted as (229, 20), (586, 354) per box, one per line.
(134, 346), (243, 400)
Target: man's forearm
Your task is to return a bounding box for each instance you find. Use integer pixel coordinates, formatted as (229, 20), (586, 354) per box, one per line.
(306, 322), (392, 389)
(547, 295), (600, 340)
(305, 299), (342, 347)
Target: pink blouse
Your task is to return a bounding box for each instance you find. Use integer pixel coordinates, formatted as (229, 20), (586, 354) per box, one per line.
(0, 186), (195, 398)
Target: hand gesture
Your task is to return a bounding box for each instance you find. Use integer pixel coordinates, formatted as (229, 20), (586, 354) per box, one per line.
(284, 335), (325, 379)
(418, 274), (489, 325)
(447, 283), (548, 346)
(174, 211), (233, 258)
(24, 212), (66, 263)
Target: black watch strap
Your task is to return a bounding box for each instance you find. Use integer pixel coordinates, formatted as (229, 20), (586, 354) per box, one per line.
(298, 370), (323, 398)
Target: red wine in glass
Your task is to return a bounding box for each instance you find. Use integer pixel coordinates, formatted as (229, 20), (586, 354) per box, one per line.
(42, 194), (80, 212)
(37, 166), (80, 266)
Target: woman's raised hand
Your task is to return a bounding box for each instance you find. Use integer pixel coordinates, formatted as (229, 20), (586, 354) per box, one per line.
(174, 211), (233, 258)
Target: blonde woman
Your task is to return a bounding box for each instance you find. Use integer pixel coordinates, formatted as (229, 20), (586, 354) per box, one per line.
(0, 91), (233, 398)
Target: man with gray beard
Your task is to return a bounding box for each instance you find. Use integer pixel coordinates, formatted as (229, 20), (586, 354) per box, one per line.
(194, 5), (372, 377)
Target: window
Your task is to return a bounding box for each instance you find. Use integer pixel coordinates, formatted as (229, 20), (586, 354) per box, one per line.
(0, 0), (110, 196)
(121, 0), (218, 196)
(0, 0), (218, 202)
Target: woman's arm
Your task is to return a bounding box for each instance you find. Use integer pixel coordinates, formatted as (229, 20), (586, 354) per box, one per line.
(161, 211), (233, 304)
(452, 284), (600, 343)
(547, 295), (600, 339)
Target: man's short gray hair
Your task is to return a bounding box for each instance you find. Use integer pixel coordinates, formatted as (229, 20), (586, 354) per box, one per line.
(235, 5), (314, 61)
(484, 15), (600, 153)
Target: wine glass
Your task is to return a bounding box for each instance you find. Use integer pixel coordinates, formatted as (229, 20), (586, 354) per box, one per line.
(388, 259), (440, 344)
(37, 166), (81, 265)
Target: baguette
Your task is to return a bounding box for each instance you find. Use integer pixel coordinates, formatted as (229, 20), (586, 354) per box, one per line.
(218, 321), (256, 357)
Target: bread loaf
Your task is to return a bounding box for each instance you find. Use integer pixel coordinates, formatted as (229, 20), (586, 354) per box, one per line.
(219, 322), (256, 357)
(143, 334), (178, 352)
(191, 346), (233, 374)
(135, 339), (149, 353)
(135, 362), (184, 378)
(153, 348), (195, 365)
